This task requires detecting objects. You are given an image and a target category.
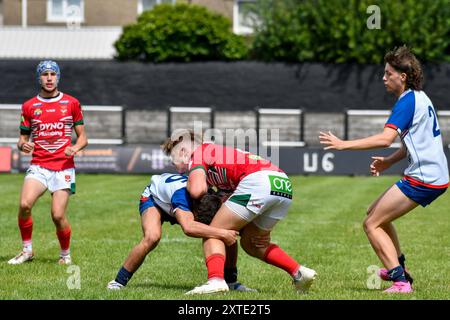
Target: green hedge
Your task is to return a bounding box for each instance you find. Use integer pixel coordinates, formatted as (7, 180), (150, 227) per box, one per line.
(251, 0), (450, 63)
(115, 4), (248, 62)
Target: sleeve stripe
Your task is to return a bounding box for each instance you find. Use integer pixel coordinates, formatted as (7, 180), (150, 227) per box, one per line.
(384, 124), (398, 130)
(20, 125), (31, 131)
(173, 205), (190, 212)
(74, 120), (84, 126)
(189, 165), (206, 175)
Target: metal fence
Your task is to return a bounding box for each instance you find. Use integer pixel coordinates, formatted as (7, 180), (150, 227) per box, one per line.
(344, 109), (450, 148)
(2, 105), (450, 148)
(0, 104), (125, 145)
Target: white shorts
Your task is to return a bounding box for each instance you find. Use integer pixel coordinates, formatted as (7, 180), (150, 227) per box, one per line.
(224, 170), (292, 230)
(25, 165), (76, 194)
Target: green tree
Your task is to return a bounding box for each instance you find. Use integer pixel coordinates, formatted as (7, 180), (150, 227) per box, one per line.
(115, 4), (248, 62)
(252, 0), (450, 63)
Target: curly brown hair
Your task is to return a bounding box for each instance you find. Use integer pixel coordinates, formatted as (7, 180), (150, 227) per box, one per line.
(191, 193), (222, 225)
(384, 45), (424, 91)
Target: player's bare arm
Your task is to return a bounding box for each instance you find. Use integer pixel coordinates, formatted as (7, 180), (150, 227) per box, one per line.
(17, 134), (35, 154)
(319, 127), (398, 150)
(187, 168), (208, 199)
(175, 209), (238, 246)
(370, 144), (407, 176)
(65, 124), (88, 157)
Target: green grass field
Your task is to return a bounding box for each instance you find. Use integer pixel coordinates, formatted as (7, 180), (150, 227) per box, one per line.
(0, 174), (449, 300)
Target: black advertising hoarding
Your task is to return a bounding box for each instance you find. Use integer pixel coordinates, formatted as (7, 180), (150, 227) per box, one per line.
(277, 148), (409, 175)
(12, 145), (450, 175)
(16, 145), (176, 174)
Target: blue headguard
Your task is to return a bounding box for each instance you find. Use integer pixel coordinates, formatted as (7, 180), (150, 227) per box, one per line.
(36, 60), (61, 86)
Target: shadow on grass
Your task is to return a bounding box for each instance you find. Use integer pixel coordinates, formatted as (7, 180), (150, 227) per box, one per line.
(132, 282), (193, 291)
(0, 255), (69, 265)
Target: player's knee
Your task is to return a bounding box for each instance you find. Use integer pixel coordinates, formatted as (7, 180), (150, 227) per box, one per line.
(51, 213), (65, 225)
(19, 200), (33, 213)
(363, 218), (374, 234)
(142, 233), (161, 251)
(240, 237), (267, 260)
(239, 238), (254, 256)
(239, 235), (258, 257)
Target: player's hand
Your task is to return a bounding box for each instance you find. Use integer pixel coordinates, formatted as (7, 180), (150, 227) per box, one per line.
(64, 146), (78, 157)
(319, 131), (346, 150)
(20, 142), (35, 153)
(222, 230), (239, 246)
(370, 156), (391, 176)
(251, 234), (271, 248)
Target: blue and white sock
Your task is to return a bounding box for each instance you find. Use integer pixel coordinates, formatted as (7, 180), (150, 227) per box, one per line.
(388, 265), (407, 282)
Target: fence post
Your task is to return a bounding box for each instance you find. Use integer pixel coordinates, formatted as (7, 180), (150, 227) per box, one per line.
(210, 106), (215, 130)
(299, 107), (305, 142)
(121, 105), (127, 144)
(166, 106), (172, 138)
(344, 108), (349, 140)
(255, 107), (260, 154)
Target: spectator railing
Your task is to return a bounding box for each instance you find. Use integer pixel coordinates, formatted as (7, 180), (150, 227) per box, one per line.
(256, 108), (305, 148)
(0, 104), (125, 145)
(2, 105), (449, 148)
(167, 106), (214, 138)
(345, 109), (401, 148)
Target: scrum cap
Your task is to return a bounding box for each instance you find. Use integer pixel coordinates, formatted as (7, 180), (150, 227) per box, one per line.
(36, 60), (60, 85)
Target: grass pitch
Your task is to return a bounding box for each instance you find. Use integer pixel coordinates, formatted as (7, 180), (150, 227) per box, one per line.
(0, 174), (449, 300)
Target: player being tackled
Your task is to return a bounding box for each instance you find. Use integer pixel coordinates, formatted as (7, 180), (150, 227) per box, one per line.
(162, 131), (317, 295)
(107, 173), (257, 293)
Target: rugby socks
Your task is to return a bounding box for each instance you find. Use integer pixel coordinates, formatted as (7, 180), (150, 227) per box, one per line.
(18, 216), (33, 253)
(263, 244), (299, 276)
(115, 266), (134, 286)
(206, 254), (225, 280)
(387, 265), (407, 283)
(224, 266), (238, 284)
(56, 226), (71, 256)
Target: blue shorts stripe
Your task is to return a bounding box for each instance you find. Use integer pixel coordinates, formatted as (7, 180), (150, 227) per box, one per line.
(139, 195), (155, 215)
(396, 179), (447, 207)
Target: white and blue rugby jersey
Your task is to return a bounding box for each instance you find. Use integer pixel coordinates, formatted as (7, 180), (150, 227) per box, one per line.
(385, 89), (449, 188)
(143, 173), (191, 217)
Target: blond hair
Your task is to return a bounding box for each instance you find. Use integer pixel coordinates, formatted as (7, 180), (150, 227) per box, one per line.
(161, 129), (203, 155)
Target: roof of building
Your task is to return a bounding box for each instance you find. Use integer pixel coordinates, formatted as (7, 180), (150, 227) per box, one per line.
(0, 27), (122, 59)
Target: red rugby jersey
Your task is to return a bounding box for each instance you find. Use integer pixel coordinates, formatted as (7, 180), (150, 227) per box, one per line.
(20, 93), (84, 171)
(188, 143), (281, 191)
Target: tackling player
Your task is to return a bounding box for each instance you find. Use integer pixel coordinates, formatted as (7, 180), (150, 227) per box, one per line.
(8, 60), (88, 265)
(107, 173), (256, 292)
(162, 132), (317, 295)
(319, 46), (448, 293)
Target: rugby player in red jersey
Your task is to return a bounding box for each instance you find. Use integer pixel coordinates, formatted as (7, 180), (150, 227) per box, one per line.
(8, 60), (88, 265)
(162, 131), (317, 294)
